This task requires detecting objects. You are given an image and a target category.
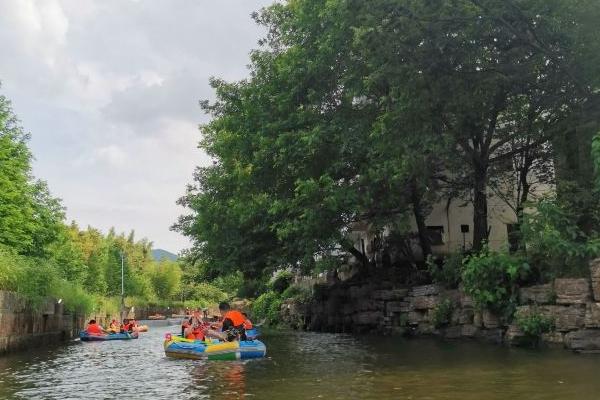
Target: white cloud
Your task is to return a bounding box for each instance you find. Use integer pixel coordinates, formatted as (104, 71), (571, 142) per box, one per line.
(0, 0), (272, 251)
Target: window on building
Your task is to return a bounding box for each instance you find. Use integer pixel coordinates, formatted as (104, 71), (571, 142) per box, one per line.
(426, 226), (445, 245)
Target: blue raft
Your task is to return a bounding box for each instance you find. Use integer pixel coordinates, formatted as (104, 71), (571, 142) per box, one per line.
(79, 331), (139, 341)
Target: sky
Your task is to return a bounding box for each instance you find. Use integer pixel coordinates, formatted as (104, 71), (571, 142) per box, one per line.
(0, 0), (274, 253)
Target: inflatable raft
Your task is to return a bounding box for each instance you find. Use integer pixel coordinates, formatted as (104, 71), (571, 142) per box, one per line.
(245, 328), (260, 340)
(79, 331), (139, 341)
(164, 335), (266, 361)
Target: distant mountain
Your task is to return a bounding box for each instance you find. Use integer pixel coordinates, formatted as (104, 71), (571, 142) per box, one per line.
(152, 249), (178, 261)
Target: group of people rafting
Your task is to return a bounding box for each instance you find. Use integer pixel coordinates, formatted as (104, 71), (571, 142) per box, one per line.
(84, 301), (252, 342)
(182, 302), (253, 342)
(86, 318), (144, 335)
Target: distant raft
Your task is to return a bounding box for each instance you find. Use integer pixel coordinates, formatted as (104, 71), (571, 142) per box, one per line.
(164, 335), (266, 361)
(79, 331), (139, 341)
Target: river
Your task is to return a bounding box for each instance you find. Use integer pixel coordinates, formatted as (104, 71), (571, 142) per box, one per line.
(0, 323), (599, 399)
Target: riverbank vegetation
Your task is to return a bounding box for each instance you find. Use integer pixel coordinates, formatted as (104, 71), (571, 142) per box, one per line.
(174, 0), (600, 326)
(0, 89), (226, 314)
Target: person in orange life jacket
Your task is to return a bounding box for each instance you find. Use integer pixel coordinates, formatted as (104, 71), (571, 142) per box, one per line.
(219, 302), (247, 342)
(86, 319), (105, 335)
(184, 310), (205, 340)
(242, 312), (253, 330)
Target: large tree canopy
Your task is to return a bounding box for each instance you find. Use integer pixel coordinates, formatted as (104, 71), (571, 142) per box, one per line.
(176, 0), (600, 278)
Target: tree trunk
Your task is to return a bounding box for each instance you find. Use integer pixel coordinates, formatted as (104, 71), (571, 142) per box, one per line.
(472, 167), (489, 252)
(410, 179), (432, 259)
(347, 245), (370, 270)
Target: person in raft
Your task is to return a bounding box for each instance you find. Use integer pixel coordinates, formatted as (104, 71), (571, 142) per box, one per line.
(108, 319), (119, 333)
(184, 310), (206, 341)
(242, 312), (253, 330)
(206, 302), (247, 342)
(86, 319), (105, 335)
(121, 319), (134, 333)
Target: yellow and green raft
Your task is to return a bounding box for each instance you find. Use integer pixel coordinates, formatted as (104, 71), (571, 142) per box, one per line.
(163, 335), (266, 361)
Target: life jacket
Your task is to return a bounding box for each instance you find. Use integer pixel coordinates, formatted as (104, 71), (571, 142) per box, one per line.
(192, 326), (205, 341)
(243, 319), (253, 330)
(223, 310), (246, 328)
(122, 323), (132, 332)
(87, 323), (103, 335)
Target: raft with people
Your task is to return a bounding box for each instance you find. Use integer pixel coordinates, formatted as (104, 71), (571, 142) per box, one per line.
(163, 334), (266, 360)
(79, 319), (141, 341)
(80, 331), (139, 341)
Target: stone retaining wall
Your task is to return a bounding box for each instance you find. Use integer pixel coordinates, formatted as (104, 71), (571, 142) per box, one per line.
(282, 258), (600, 353)
(0, 291), (119, 355)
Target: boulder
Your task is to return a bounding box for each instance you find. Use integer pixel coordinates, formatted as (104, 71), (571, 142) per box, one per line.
(349, 284), (371, 300)
(461, 324), (479, 337)
(477, 328), (504, 344)
(541, 331), (564, 345)
(441, 290), (461, 306)
(554, 279), (591, 305)
(518, 284), (554, 305)
(585, 303), (600, 328)
(416, 323), (435, 335)
(458, 286), (474, 308)
(482, 310), (500, 329)
(352, 311), (383, 326)
(410, 284), (440, 297)
(372, 289), (409, 301)
(408, 311), (426, 325)
(410, 296), (438, 310)
(591, 259), (600, 301)
(385, 301), (410, 315)
(357, 300), (385, 312)
(457, 309), (474, 325)
(540, 305), (585, 332)
(505, 324), (527, 346)
(564, 330), (600, 353)
(473, 310), (483, 327)
(442, 326), (463, 339)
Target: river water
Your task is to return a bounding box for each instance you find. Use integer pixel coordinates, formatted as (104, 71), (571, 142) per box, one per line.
(0, 323), (599, 399)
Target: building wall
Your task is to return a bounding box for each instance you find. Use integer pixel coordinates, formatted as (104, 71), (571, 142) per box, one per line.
(349, 182), (553, 261)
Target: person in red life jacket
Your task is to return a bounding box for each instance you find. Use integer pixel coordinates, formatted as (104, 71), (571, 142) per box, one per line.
(121, 319), (133, 333)
(86, 319), (105, 335)
(242, 312), (253, 330)
(219, 302), (247, 342)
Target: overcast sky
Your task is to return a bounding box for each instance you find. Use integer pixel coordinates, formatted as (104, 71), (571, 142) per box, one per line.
(0, 0), (274, 253)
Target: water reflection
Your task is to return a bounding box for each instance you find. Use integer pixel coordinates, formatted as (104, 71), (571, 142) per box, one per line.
(0, 325), (599, 399)
(190, 361), (247, 399)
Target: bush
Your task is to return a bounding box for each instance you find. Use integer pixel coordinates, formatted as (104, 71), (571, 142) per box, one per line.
(431, 298), (454, 328)
(515, 311), (554, 338)
(427, 253), (463, 288)
(270, 270), (293, 294)
(281, 284), (312, 304)
(521, 197), (600, 280)
(252, 291), (282, 325)
(462, 246), (530, 317)
(212, 271), (244, 297)
(51, 279), (95, 314)
(0, 245), (59, 308)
